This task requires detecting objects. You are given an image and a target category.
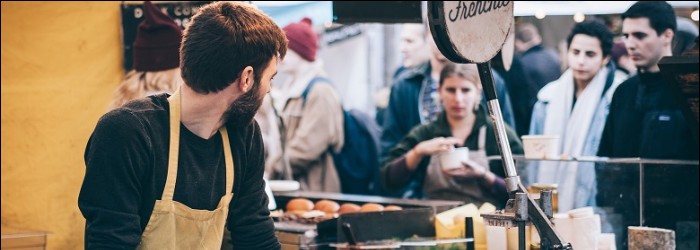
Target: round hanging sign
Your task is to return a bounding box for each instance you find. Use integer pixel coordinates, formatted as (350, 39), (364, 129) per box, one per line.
(428, 1), (514, 63)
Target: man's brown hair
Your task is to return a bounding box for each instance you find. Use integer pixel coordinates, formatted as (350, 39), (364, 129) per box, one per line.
(180, 1), (287, 94)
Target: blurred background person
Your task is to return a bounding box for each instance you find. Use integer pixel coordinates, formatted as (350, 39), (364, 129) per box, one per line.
(381, 26), (515, 187)
(513, 22), (562, 136)
(255, 94), (291, 181)
(528, 20), (624, 212)
(375, 23), (431, 126)
(598, 2), (698, 247)
(380, 32), (449, 162)
(109, 1), (182, 110)
(377, 23), (431, 121)
(379, 33), (451, 198)
(394, 23), (432, 78)
(381, 63), (522, 207)
(275, 18), (344, 192)
(491, 45), (536, 137)
(610, 41), (637, 78)
(599, 0), (697, 161)
(672, 16), (699, 56)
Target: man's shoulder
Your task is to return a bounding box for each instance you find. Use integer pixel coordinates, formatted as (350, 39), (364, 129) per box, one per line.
(116, 94), (169, 117)
(614, 75), (641, 95)
(393, 64), (429, 85)
(389, 73), (425, 97)
(407, 120), (441, 139)
(97, 95), (168, 131)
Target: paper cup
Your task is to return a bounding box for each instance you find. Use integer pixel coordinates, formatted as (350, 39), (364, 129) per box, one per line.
(438, 147), (469, 170)
(521, 135), (560, 159)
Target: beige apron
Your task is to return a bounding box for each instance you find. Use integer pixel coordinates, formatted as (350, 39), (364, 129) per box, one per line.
(137, 89), (235, 250)
(424, 126), (490, 204)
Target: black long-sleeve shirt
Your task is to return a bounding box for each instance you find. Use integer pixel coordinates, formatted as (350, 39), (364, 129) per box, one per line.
(598, 71), (698, 159)
(596, 72), (698, 246)
(78, 94), (280, 249)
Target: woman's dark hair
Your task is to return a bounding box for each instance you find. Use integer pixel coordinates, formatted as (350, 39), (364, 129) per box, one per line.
(566, 20), (614, 58)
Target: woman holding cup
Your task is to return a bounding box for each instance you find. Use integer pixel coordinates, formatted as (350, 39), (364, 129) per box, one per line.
(380, 63), (523, 207)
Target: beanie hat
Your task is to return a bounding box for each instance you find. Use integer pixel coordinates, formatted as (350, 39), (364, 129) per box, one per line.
(132, 1), (182, 71)
(283, 17), (318, 62)
(611, 41), (628, 63)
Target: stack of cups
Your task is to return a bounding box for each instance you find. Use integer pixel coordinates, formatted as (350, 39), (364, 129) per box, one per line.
(550, 207), (601, 249)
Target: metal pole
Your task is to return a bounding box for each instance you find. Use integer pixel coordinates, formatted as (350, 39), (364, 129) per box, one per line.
(476, 62), (517, 179)
(477, 62), (571, 249)
(466, 217), (475, 250)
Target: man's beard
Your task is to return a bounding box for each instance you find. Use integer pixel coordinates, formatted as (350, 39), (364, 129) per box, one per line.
(222, 83), (264, 129)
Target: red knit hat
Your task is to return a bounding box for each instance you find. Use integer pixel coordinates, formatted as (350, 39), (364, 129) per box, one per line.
(283, 17), (318, 62)
(132, 1), (182, 71)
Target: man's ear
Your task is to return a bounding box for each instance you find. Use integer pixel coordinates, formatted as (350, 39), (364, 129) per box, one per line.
(239, 66), (254, 92)
(662, 29), (674, 45)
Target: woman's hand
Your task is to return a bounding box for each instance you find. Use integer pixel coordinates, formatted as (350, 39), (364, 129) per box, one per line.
(442, 158), (496, 185)
(412, 137), (462, 157)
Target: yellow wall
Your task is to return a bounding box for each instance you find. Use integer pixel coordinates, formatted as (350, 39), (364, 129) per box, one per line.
(1, 2), (123, 249)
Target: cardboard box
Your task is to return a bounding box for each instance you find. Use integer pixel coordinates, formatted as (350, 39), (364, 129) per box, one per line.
(1, 226), (47, 250)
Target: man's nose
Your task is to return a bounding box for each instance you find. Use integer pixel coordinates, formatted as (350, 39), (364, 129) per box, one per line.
(624, 40), (637, 51)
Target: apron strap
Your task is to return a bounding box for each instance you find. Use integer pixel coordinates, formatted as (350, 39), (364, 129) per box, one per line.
(165, 87), (235, 200)
(220, 128), (235, 194)
(478, 125), (487, 151)
(164, 88), (182, 201)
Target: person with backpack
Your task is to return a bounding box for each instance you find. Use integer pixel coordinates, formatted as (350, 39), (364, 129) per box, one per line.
(380, 63), (523, 208)
(275, 17), (344, 193)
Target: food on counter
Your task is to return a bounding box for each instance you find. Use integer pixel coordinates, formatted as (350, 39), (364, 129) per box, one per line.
(301, 210), (326, 219)
(277, 210), (328, 224)
(360, 203), (384, 212)
(384, 205), (403, 211)
(338, 203), (362, 214)
(314, 199), (340, 214)
(269, 209), (284, 218)
(286, 198), (314, 212)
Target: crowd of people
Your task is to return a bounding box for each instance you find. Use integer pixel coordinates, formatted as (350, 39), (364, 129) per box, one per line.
(78, 1), (697, 248)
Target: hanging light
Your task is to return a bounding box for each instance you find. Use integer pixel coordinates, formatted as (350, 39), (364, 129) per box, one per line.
(573, 12), (585, 23)
(535, 10), (546, 20)
(691, 9), (699, 22)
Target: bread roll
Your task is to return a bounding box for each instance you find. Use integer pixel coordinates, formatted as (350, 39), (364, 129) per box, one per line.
(338, 203), (361, 214)
(384, 205), (403, 211)
(360, 203), (385, 212)
(286, 198), (314, 212)
(314, 199), (340, 214)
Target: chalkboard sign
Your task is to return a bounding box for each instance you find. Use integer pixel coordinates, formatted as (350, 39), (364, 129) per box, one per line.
(120, 1), (211, 71)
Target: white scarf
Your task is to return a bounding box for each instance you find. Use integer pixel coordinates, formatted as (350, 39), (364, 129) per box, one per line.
(540, 67), (609, 157)
(536, 67), (609, 212)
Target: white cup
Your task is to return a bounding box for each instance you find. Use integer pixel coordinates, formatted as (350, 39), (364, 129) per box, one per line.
(438, 147), (469, 170)
(521, 135), (560, 159)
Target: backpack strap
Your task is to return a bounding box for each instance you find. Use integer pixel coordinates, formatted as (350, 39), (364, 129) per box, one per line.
(301, 77), (332, 108)
(478, 125), (487, 151)
(602, 61), (615, 98)
(300, 76), (339, 155)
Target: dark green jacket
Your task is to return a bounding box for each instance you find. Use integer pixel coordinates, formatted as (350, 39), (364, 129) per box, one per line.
(380, 106), (523, 199)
